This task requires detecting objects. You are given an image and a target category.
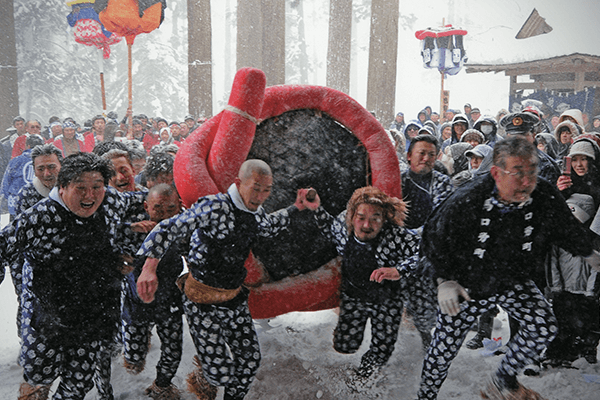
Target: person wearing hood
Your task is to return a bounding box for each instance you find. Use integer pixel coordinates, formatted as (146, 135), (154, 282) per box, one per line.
(592, 115), (600, 132)
(417, 109), (428, 125)
(546, 138), (600, 367)
(439, 142), (472, 177)
(536, 133), (560, 160)
(559, 108), (586, 135)
(554, 120), (579, 162)
(460, 129), (485, 148)
(441, 114), (469, 152)
(439, 122), (452, 143)
(159, 127), (176, 147)
(403, 120), (423, 153)
(450, 144), (493, 188)
(474, 115), (500, 148)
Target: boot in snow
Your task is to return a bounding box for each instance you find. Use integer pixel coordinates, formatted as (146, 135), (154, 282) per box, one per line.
(187, 356), (218, 400)
(467, 313), (494, 350)
(18, 382), (50, 400)
(480, 375), (546, 400)
(144, 380), (181, 400)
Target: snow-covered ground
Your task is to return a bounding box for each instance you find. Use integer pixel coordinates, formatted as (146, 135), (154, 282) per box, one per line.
(2, 267), (600, 400)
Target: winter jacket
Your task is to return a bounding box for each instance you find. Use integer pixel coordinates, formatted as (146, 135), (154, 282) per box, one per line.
(312, 207), (421, 302)
(554, 120), (579, 161)
(137, 184), (296, 290)
(0, 149), (34, 215)
(421, 173), (593, 299)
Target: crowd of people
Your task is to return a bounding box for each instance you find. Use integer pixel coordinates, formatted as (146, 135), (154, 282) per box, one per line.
(0, 102), (599, 400)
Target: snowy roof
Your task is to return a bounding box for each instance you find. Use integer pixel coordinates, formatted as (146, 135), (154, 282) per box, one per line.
(454, 0), (600, 66)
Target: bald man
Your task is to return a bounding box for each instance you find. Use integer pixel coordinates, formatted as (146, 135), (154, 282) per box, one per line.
(137, 159), (299, 400)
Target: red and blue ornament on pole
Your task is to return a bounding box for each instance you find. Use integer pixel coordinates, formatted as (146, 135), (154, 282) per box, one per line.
(66, 1), (121, 59)
(415, 24), (468, 76)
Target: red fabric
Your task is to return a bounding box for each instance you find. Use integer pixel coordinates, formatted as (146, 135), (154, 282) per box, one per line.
(52, 138), (88, 158)
(143, 133), (160, 154)
(82, 132), (96, 153)
(173, 67), (400, 319)
(11, 135), (27, 159)
(73, 19), (121, 59)
(415, 25), (468, 40)
(207, 68), (266, 192)
(99, 0), (163, 45)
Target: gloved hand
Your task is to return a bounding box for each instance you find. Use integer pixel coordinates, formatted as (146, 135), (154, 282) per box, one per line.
(437, 280), (471, 316)
(585, 250), (600, 272)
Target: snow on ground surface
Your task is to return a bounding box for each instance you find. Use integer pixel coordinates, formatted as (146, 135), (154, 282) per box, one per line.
(1, 206), (600, 399)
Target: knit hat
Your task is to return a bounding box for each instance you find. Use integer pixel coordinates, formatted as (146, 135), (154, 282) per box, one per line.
(568, 140), (596, 160)
(566, 193), (595, 224)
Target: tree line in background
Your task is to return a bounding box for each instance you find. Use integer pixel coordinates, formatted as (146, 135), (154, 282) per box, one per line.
(1, 0), (404, 134)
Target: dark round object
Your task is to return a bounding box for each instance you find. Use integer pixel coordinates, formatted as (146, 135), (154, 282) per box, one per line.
(248, 109), (368, 281)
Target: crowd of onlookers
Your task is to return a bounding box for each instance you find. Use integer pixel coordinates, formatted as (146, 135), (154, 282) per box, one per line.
(0, 111), (208, 218)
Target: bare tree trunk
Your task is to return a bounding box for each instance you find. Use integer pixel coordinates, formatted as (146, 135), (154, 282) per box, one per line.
(0, 0), (19, 136)
(188, 0), (213, 118)
(366, 0), (398, 126)
(326, 0), (352, 93)
(237, 0), (263, 70)
(261, 0), (285, 86)
(237, 0), (284, 86)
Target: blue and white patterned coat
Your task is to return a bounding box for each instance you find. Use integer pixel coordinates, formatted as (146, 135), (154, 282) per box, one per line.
(313, 206), (422, 301)
(137, 189), (296, 290)
(0, 186), (146, 343)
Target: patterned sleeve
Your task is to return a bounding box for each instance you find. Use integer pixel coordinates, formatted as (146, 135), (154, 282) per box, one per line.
(256, 205), (297, 237)
(136, 195), (223, 259)
(432, 171), (454, 208)
(105, 186), (147, 219)
(377, 226), (420, 274)
(313, 206), (348, 255)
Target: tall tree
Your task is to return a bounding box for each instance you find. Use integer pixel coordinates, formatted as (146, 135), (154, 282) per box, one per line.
(366, 0), (398, 125)
(326, 0), (352, 93)
(237, 0), (284, 87)
(188, 0), (213, 118)
(261, 0), (285, 86)
(0, 0), (20, 135)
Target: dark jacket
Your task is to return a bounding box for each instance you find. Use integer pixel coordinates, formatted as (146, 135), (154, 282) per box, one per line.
(421, 173), (593, 299)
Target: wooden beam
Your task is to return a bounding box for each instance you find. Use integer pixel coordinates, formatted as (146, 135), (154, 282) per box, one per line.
(503, 64), (600, 76)
(512, 81), (600, 91)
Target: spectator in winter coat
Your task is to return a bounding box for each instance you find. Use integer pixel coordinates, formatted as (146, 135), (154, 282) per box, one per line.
(0, 152), (146, 400)
(439, 122), (452, 143)
(545, 194), (600, 366)
(474, 115), (500, 148)
(52, 121), (87, 157)
(460, 129), (485, 148)
(402, 134), (453, 230)
(12, 120), (41, 158)
(592, 115), (600, 131)
(535, 133), (560, 160)
(417, 136), (600, 400)
(136, 159), (299, 400)
(554, 120), (579, 162)
(559, 109), (585, 135)
(389, 111), (405, 132)
(403, 120), (422, 152)
(441, 114), (469, 152)
(296, 186), (436, 386)
(0, 135), (44, 219)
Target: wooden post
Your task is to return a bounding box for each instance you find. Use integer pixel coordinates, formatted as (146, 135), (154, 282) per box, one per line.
(128, 41), (133, 134)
